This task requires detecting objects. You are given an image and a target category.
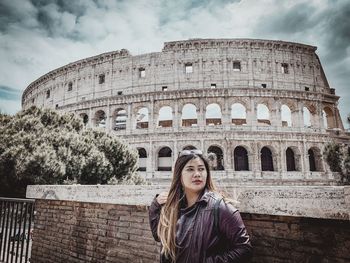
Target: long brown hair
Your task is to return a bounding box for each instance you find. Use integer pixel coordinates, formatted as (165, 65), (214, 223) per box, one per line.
(157, 153), (216, 261)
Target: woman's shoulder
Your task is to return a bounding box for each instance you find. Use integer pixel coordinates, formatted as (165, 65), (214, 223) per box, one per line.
(205, 191), (239, 214)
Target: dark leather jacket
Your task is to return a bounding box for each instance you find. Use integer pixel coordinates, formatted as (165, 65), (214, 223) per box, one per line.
(148, 190), (253, 262)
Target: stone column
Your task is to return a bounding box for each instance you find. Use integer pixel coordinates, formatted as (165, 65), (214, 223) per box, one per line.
(89, 107), (93, 128)
(126, 103), (132, 133)
(199, 99), (205, 131)
(247, 99), (257, 129)
(149, 99), (155, 133)
(107, 103), (112, 131)
(174, 102), (179, 132)
(222, 98), (231, 130)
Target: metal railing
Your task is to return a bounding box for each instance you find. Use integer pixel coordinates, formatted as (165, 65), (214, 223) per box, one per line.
(0, 198), (35, 263)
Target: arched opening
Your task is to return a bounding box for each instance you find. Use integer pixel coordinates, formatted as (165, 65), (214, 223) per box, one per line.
(181, 104), (198, 127)
(281, 105), (292, 127)
(137, 148), (147, 171)
(234, 146), (249, 171)
(231, 103), (247, 125)
(308, 147), (323, 172)
(261, 147), (274, 171)
(286, 147), (296, 171)
(323, 107), (335, 129)
(95, 110), (106, 128)
(257, 104), (270, 125)
(136, 107), (149, 129)
(182, 145), (197, 150)
(303, 107), (311, 127)
(207, 146), (224, 170)
(114, 108), (127, 130)
(158, 147), (172, 171)
(79, 113), (89, 126)
(158, 106), (173, 128)
(206, 104), (222, 126)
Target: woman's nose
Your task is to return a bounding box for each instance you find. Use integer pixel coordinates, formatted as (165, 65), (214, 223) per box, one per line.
(193, 170), (201, 176)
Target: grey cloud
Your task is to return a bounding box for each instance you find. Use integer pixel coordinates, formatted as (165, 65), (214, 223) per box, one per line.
(159, 0), (240, 26)
(0, 85), (21, 101)
(319, 1), (350, 62)
(254, 2), (318, 35)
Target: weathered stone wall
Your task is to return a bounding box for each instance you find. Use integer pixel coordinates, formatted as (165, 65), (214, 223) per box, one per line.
(31, 199), (350, 263)
(28, 185), (350, 262)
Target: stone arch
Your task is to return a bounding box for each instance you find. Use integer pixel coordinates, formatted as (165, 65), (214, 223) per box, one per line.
(207, 145), (224, 170)
(113, 108), (127, 130)
(181, 103), (198, 127)
(257, 104), (271, 125)
(281, 105), (292, 127)
(182, 145), (197, 150)
(94, 110), (106, 128)
(308, 147), (323, 172)
(228, 98), (250, 111)
(303, 103), (317, 127)
(136, 107), (149, 129)
(79, 113), (89, 126)
(206, 103), (222, 126)
(158, 106), (173, 128)
(260, 146), (275, 171)
(231, 103), (247, 125)
(234, 146), (249, 171)
(157, 146), (172, 171)
(323, 106), (335, 129)
(286, 147), (296, 171)
(137, 148), (147, 171)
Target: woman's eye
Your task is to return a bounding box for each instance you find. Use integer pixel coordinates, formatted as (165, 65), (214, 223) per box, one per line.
(199, 168), (204, 171)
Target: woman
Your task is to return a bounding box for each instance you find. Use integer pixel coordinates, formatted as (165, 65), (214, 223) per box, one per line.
(149, 149), (253, 262)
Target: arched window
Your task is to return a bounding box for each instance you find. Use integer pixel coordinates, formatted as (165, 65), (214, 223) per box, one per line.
(308, 149), (316, 171)
(281, 105), (292, 127)
(303, 107), (311, 127)
(136, 107), (149, 129)
(158, 106), (173, 128)
(261, 147), (274, 171)
(207, 146), (224, 170)
(231, 103), (247, 125)
(181, 104), (198, 127)
(114, 108), (127, 130)
(158, 147), (172, 171)
(257, 104), (270, 125)
(323, 107), (335, 129)
(79, 113), (88, 126)
(206, 104), (222, 126)
(137, 148), (147, 171)
(286, 147), (296, 171)
(95, 110), (106, 128)
(182, 145), (197, 150)
(234, 146), (249, 171)
(308, 147), (323, 172)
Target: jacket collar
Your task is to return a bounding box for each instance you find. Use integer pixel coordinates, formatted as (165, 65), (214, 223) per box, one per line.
(196, 188), (213, 204)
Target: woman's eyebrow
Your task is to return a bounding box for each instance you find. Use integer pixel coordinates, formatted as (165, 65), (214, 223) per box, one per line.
(185, 165), (205, 168)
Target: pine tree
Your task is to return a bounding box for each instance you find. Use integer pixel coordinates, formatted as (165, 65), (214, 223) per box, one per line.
(0, 106), (139, 197)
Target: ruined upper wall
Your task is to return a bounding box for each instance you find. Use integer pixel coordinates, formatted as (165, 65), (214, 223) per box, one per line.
(22, 38), (333, 110)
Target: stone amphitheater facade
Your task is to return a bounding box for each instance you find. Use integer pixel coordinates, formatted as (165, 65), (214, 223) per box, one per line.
(22, 38), (350, 185)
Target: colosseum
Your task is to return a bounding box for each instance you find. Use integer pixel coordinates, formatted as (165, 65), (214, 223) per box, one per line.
(22, 38), (350, 185)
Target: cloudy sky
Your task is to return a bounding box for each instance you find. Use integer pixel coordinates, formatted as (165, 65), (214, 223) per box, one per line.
(0, 0), (349, 128)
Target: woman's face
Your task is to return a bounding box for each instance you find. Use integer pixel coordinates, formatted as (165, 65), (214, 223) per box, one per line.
(181, 157), (207, 196)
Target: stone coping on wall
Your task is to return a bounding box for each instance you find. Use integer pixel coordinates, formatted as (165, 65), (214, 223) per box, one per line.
(26, 184), (350, 221)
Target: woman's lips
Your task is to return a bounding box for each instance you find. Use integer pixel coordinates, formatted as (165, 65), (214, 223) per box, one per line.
(192, 180), (202, 184)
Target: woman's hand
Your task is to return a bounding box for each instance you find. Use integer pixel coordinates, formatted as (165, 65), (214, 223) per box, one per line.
(156, 192), (168, 205)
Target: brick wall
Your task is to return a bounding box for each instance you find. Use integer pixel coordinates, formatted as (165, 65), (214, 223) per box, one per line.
(31, 199), (350, 263)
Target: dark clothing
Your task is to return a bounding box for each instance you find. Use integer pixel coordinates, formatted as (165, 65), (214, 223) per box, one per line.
(148, 190), (253, 263)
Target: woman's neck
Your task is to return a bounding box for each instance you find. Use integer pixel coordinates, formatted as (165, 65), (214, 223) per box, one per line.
(185, 192), (199, 207)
